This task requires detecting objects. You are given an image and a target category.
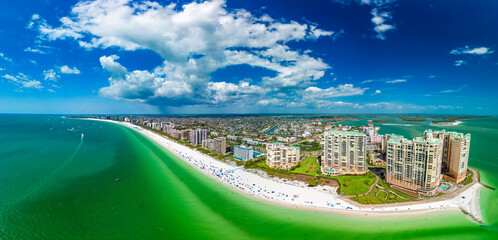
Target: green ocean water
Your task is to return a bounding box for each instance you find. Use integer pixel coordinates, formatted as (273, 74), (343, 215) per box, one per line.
(0, 115), (496, 239)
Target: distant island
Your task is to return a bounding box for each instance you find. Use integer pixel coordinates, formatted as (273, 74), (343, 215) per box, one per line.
(400, 117), (426, 122)
(383, 115), (488, 124)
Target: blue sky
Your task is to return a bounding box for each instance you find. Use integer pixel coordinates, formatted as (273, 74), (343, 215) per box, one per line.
(0, 0), (496, 114)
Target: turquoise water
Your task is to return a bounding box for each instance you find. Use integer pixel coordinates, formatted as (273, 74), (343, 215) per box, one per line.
(0, 115), (496, 239)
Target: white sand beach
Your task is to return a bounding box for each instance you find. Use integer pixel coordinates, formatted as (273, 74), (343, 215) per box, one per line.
(93, 119), (483, 222)
(430, 121), (464, 126)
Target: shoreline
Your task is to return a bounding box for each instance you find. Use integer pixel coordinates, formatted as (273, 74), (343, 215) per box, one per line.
(87, 119), (484, 221)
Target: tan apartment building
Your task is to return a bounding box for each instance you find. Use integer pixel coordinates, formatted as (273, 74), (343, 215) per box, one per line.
(266, 143), (300, 169)
(202, 137), (226, 155)
(181, 129), (192, 141)
(213, 137), (226, 155)
(321, 130), (366, 175)
(433, 130), (471, 183)
(385, 129), (443, 194)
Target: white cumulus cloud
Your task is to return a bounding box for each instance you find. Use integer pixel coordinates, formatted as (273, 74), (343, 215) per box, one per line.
(32, 0), (335, 106)
(43, 69), (61, 82)
(60, 65), (81, 74)
(303, 84), (367, 99)
(450, 46), (493, 55)
(454, 60), (466, 67)
(371, 8), (395, 40)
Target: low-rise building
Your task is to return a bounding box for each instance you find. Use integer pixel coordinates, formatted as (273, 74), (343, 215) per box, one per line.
(276, 136), (298, 143)
(242, 138), (260, 146)
(227, 135), (238, 140)
(234, 145), (254, 161)
(266, 143), (300, 169)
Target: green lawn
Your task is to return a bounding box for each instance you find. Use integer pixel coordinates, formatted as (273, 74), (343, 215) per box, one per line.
(351, 186), (410, 205)
(332, 173), (377, 196)
(377, 181), (418, 199)
(256, 161), (266, 168)
(377, 190), (388, 199)
(292, 157), (320, 175)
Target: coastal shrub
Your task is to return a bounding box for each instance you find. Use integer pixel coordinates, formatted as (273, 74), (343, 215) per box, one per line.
(306, 178), (317, 186)
(290, 162), (301, 171)
(244, 160), (255, 168)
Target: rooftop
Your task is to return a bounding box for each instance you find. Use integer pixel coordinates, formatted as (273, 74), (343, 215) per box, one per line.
(325, 130), (365, 136)
(235, 145), (253, 150)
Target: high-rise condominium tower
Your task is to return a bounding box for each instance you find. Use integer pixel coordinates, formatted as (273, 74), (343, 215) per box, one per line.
(433, 130), (471, 183)
(386, 130), (443, 194)
(321, 130), (366, 175)
(191, 129), (208, 146)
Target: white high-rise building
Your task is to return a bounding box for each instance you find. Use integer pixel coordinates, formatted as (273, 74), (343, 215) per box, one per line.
(191, 129), (208, 146)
